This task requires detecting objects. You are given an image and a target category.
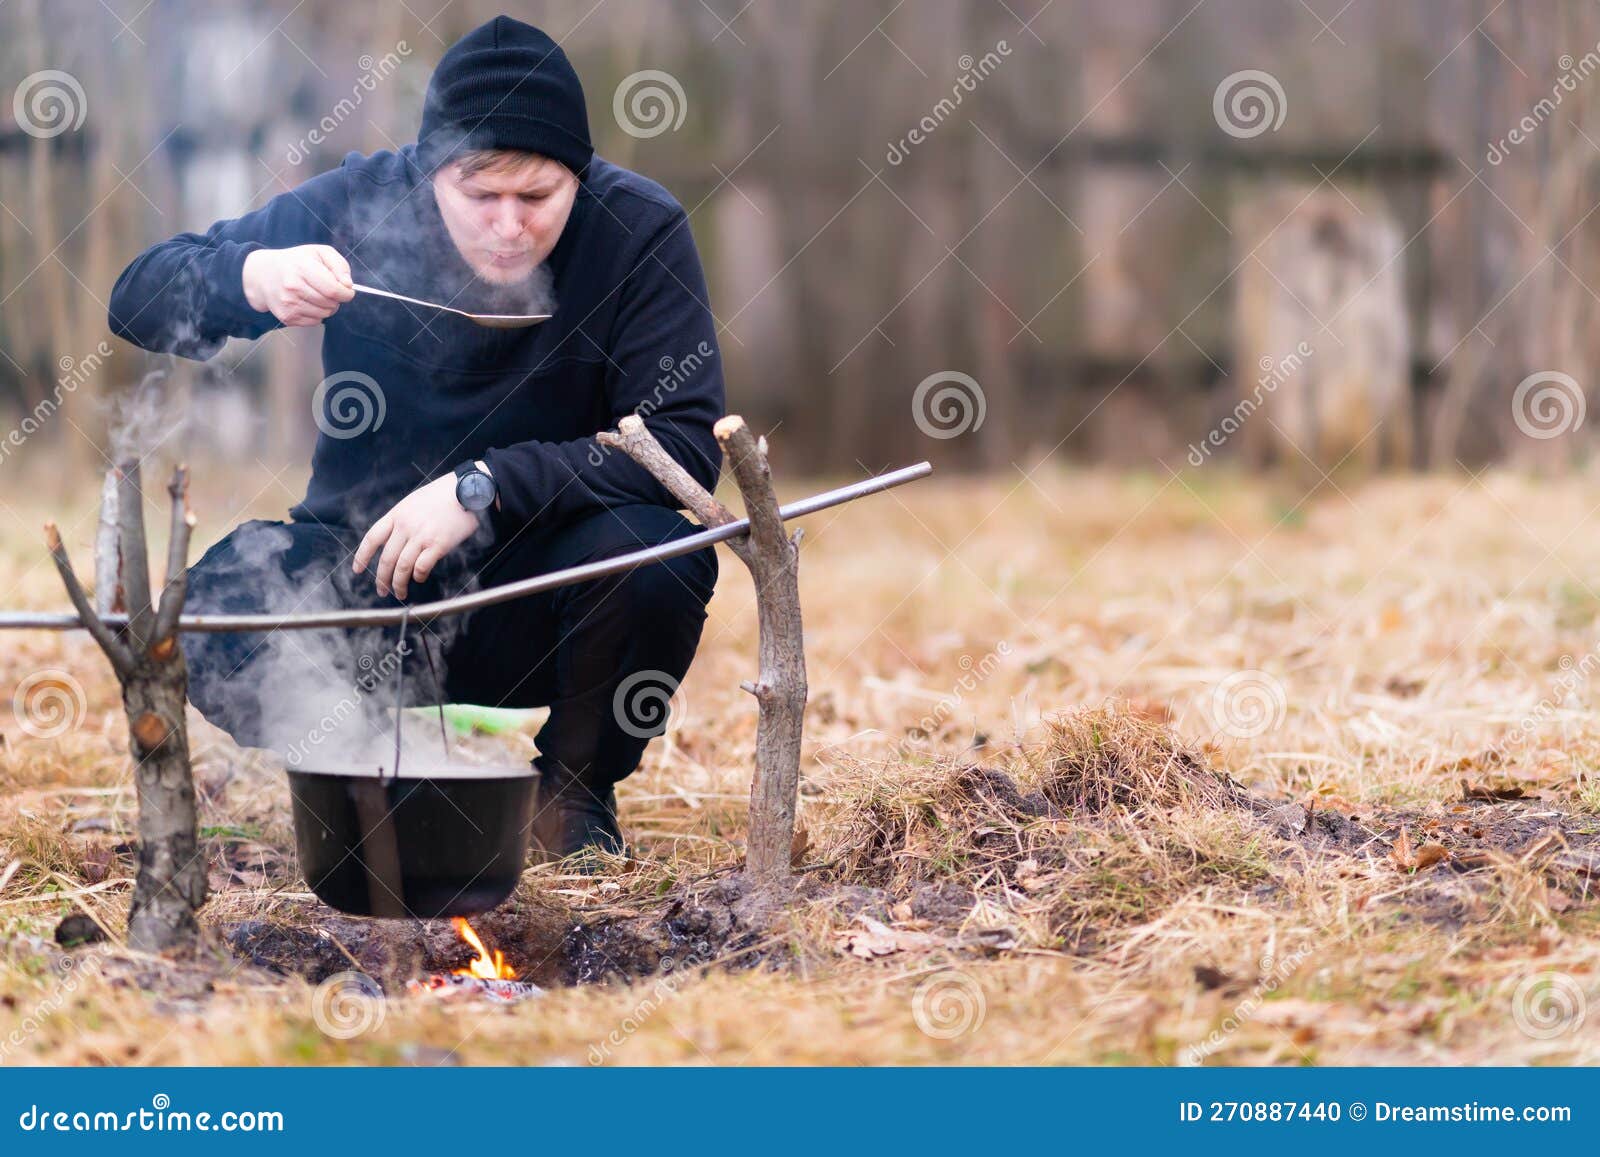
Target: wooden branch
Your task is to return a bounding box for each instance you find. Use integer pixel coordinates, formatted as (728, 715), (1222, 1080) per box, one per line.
(600, 413), (809, 896)
(44, 521), (134, 678)
(713, 416), (808, 889)
(94, 468), (122, 616)
(115, 460), (153, 648)
(151, 465), (195, 648)
(123, 651), (204, 953)
(117, 461), (203, 953)
(596, 415), (739, 533)
(48, 461), (205, 953)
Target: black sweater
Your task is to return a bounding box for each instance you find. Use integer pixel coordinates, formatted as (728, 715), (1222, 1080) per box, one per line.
(108, 147), (724, 533)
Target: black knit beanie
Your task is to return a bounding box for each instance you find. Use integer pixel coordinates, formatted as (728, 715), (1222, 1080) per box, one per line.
(417, 16), (593, 176)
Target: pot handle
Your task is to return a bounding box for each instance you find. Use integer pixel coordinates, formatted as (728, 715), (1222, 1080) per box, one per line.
(384, 608), (452, 784)
(387, 609), (410, 783)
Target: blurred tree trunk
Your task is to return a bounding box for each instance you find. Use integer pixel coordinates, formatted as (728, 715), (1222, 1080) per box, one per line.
(21, 0), (83, 478)
(745, 0), (842, 467)
(74, 28), (126, 471)
(0, 155), (46, 414)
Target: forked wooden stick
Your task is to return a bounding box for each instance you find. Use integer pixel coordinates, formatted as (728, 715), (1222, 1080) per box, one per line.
(598, 414), (807, 896)
(45, 461), (204, 952)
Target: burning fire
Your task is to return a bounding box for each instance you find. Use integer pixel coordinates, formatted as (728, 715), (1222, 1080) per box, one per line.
(404, 917), (540, 1002)
(451, 917), (516, 981)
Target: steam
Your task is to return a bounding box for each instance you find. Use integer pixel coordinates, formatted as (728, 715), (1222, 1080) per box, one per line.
(104, 146), (551, 770)
(187, 516), (492, 770)
(103, 270), (205, 460)
(342, 160), (557, 323)
(104, 364), (188, 461)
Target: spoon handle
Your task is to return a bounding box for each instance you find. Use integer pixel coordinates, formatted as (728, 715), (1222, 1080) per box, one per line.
(351, 282), (460, 315)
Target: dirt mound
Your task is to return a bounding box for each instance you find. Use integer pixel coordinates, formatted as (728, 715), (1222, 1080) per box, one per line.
(128, 702), (1600, 1000)
(790, 704), (1287, 957)
(820, 704), (1256, 891)
(1036, 703), (1252, 816)
(221, 887), (574, 990)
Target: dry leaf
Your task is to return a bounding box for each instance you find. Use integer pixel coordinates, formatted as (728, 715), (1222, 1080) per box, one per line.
(1389, 825), (1415, 870)
(1266, 802), (1309, 837)
(1461, 779), (1530, 802)
(1014, 858), (1049, 892)
(789, 825), (811, 867)
(228, 866), (271, 889)
(841, 918), (901, 959)
(221, 839), (283, 882)
(1519, 831), (1567, 863)
(1555, 851), (1600, 877)
(79, 843), (116, 884)
(1413, 843), (1449, 870)
(838, 916), (940, 959)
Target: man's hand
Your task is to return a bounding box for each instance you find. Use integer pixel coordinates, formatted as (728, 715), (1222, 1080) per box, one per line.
(352, 474), (480, 600)
(242, 245), (355, 326)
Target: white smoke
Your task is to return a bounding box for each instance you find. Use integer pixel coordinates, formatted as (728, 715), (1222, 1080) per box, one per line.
(101, 149), (552, 772)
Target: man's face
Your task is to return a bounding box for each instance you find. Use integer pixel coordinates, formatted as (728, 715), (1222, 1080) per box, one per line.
(431, 153), (578, 285)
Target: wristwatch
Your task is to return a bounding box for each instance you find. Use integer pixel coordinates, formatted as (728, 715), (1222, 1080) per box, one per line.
(453, 459), (497, 512)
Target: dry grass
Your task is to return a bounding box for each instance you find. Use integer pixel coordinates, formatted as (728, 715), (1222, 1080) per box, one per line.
(6, 458), (1600, 1065)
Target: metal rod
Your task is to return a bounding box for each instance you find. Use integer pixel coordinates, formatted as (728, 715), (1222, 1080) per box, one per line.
(0, 461), (933, 634)
(390, 609), (409, 784)
(421, 632), (451, 764)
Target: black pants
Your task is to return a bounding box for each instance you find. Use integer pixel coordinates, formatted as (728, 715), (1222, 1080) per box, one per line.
(180, 504), (718, 788)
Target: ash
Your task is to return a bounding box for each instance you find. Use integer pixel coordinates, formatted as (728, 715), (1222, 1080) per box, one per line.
(405, 974), (544, 1003)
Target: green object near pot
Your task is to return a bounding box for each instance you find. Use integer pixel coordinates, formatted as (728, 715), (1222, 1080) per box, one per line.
(406, 704), (540, 736)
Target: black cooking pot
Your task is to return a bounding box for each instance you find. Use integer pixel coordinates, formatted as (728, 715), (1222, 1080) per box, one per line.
(288, 763), (538, 918)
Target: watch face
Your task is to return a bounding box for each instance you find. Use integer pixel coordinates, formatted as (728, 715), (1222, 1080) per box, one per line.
(456, 471), (495, 511)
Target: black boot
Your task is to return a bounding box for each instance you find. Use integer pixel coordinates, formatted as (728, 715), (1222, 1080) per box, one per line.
(530, 756), (624, 865)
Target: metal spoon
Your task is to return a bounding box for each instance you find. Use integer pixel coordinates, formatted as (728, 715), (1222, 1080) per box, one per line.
(351, 282), (551, 328)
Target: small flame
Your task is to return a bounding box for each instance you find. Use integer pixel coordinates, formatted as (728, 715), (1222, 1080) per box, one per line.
(451, 917), (516, 981)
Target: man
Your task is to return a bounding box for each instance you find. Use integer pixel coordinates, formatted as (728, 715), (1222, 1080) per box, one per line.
(107, 16), (723, 860)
